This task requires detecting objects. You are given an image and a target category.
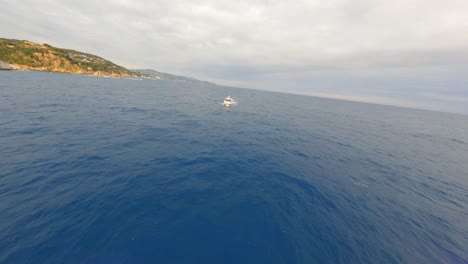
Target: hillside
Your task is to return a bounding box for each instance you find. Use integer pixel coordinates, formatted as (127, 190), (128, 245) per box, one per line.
(0, 38), (141, 77)
(0, 38), (215, 83)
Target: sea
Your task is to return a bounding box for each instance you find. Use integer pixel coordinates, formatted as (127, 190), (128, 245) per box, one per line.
(1, 71), (467, 264)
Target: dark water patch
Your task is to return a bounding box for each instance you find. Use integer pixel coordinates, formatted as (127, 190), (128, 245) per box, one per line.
(38, 103), (69, 108)
(450, 138), (466, 145)
(7, 126), (50, 136)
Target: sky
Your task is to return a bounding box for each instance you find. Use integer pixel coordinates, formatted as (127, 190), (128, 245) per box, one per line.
(1, 0), (468, 114)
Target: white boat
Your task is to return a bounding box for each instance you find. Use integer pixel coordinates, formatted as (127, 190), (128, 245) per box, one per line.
(223, 96), (236, 106)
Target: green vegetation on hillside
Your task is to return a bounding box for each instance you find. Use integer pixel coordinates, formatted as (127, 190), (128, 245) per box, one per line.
(0, 38), (142, 77)
(1, 37), (214, 82)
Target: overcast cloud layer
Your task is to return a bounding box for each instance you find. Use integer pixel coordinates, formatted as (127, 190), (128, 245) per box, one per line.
(1, 0), (468, 114)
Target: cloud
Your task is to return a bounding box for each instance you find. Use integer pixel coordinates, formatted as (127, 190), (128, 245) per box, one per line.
(1, 0), (467, 113)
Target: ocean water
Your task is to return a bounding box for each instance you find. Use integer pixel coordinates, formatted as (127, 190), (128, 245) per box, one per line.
(1, 71), (468, 264)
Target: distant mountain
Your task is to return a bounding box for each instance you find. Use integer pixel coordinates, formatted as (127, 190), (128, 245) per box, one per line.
(0, 38), (141, 77)
(132, 69), (214, 84)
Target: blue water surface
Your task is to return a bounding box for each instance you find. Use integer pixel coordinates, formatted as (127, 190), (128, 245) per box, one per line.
(1, 71), (468, 263)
